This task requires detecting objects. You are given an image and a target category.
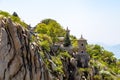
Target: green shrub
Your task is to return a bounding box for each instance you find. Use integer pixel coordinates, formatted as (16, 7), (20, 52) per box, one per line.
(94, 75), (101, 80)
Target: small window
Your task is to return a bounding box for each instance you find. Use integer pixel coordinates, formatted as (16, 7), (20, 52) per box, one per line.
(81, 51), (83, 53)
(81, 43), (83, 46)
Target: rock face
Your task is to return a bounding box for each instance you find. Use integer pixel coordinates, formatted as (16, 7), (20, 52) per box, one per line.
(0, 18), (51, 80)
(0, 17), (92, 80)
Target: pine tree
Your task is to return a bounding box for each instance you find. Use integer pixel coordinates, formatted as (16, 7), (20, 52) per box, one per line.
(12, 12), (18, 17)
(63, 28), (71, 47)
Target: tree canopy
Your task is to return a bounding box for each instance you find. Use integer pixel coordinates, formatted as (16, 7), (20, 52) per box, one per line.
(34, 19), (65, 43)
(63, 30), (71, 47)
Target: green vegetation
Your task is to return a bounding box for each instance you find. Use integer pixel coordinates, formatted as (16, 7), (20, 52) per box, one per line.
(0, 11), (10, 17)
(35, 18), (120, 79)
(87, 44), (120, 79)
(1, 10), (120, 79)
(0, 10), (28, 28)
(37, 34), (52, 52)
(34, 19), (65, 43)
(63, 29), (71, 47)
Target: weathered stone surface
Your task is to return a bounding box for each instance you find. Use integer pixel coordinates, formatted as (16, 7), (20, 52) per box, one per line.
(0, 18), (51, 80)
(0, 17), (92, 80)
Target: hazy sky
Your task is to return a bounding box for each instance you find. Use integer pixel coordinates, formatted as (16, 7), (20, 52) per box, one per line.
(0, 0), (120, 45)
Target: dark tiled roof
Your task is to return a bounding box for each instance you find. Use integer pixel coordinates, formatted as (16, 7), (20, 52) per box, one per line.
(79, 35), (86, 40)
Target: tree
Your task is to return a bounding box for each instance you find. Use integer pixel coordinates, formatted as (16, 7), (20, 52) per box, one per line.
(12, 12), (19, 17)
(63, 31), (71, 47)
(35, 19), (65, 43)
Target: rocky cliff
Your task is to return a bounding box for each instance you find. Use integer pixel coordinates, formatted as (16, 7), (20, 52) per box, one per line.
(0, 17), (91, 80)
(0, 18), (52, 80)
(1, 15), (119, 80)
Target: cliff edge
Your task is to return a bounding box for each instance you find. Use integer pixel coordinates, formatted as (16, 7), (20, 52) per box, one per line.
(0, 18), (51, 80)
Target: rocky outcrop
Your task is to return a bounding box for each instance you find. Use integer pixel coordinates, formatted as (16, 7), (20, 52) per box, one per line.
(0, 17), (92, 80)
(0, 18), (51, 80)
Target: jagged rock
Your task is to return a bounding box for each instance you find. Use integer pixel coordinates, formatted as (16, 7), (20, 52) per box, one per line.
(0, 18), (51, 80)
(0, 17), (93, 80)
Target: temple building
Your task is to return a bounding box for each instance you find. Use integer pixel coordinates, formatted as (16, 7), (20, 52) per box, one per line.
(57, 27), (90, 68)
(76, 35), (90, 68)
